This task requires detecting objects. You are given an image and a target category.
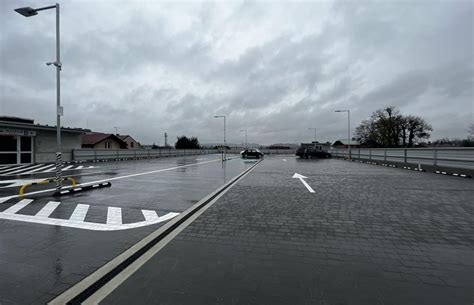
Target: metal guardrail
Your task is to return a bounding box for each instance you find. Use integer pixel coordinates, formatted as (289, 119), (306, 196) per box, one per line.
(72, 149), (219, 161)
(331, 147), (474, 170)
(72, 148), (297, 161)
(225, 148), (296, 155)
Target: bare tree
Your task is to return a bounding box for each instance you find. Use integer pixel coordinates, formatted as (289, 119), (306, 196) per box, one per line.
(468, 123), (474, 140)
(355, 106), (432, 147)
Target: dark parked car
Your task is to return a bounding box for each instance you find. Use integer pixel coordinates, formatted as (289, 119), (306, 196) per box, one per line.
(240, 149), (264, 159)
(296, 144), (331, 159)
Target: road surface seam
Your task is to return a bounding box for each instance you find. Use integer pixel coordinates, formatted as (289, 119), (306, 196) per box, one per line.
(48, 159), (262, 305)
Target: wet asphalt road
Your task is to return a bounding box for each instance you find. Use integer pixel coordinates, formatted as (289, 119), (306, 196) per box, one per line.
(0, 154), (253, 304)
(104, 157), (473, 305)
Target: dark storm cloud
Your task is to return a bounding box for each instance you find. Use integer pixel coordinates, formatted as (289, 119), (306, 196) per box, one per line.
(1, 0), (472, 144)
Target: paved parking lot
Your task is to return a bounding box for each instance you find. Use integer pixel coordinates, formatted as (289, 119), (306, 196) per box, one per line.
(102, 157), (473, 305)
(0, 155), (252, 304)
(1, 156), (473, 304)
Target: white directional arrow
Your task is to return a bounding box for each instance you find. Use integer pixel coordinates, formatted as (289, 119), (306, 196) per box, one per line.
(292, 173), (315, 193)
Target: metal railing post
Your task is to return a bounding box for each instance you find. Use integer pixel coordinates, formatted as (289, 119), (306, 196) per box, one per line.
(384, 149), (387, 162)
(404, 149), (407, 163)
(433, 149), (437, 166)
(358, 149), (361, 160)
(369, 149), (372, 161)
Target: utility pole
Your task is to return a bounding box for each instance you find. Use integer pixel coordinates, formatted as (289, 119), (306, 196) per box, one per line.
(164, 132), (168, 147)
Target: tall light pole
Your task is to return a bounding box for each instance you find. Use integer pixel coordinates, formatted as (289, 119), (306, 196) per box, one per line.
(308, 128), (317, 143)
(214, 115), (226, 161)
(240, 129), (248, 149)
(335, 110), (351, 159)
(15, 4), (63, 192)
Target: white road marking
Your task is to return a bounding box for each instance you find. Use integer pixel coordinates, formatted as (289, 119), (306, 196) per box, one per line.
(141, 210), (159, 222)
(0, 197), (11, 204)
(36, 201), (61, 217)
(62, 165), (74, 171)
(43, 166), (58, 172)
(292, 173), (315, 193)
(69, 204), (90, 222)
(21, 164), (55, 175)
(76, 165), (84, 169)
(0, 211), (179, 231)
(3, 199), (33, 214)
(0, 199), (180, 231)
(0, 165), (28, 174)
(107, 207), (122, 225)
(282, 159), (287, 162)
(0, 178), (45, 189)
(1, 164), (43, 175)
(0, 159), (219, 200)
(2, 164), (44, 176)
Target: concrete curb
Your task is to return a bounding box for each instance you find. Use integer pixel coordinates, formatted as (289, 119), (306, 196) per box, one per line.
(337, 157), (472, 178)
(49, 159), (262, 305)
(52, 182), (112, 197)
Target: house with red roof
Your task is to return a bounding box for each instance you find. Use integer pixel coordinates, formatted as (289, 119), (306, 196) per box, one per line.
(81, 133), (128, 149)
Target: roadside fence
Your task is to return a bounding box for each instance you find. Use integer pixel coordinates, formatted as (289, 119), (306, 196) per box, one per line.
(331, 147), (474, 171)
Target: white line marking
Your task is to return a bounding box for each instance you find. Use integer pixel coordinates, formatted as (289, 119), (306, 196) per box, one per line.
(0, 210), (179, 231)
(292, 173), (315, 193)
(76, 165), (84, 169)
(107, 207), (122, 225)
(21, 164), (55, 175)
(3, 199), (33, 214)
(0, 165), (29, 174)
(43, 166), (57, 172)
(1, 164), (43, 175)
(0, 178), (45, 189)
(0, 197), (11, 204)
(70, 204), (89, 222)
(62, 165), (74, 171)
(36, 201), (61, 217)
(141, 210), (159, 222)
(0, 159), (219, 200)
(4, 164), (44, 175)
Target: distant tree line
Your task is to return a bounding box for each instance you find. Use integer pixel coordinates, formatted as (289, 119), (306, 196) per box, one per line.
(355, 106), (432, 148)
(175, 136), (201, 149)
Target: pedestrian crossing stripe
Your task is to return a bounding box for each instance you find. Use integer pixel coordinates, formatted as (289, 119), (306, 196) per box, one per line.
(0, 164), (96, 176)
(0, 199), (179, 231)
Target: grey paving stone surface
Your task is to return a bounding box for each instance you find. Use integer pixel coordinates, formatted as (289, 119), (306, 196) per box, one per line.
(105, 157), (474, 305)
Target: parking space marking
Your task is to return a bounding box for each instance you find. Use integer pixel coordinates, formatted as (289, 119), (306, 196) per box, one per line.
(21, 164), (55, 175)
(0, 163), (96, 176)
(0, 164), (29, 174)
(1, 159), (220, 200)
(2, 164), (44, 175)
(107, 207), (122, 225)
(70, 204), (90, 222)
(0, 178), (45, 189)
(0, 199), (180, 231)
(3, 199), (33, 214)
(36, 201), (61, 217)
(142, 210), (159, 222)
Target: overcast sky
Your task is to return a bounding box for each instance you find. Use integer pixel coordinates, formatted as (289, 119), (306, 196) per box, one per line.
(1, 0), (473, 145)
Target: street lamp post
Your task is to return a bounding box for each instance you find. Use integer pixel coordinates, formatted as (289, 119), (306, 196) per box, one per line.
(335, 110), (351, 159)
(308, 128), (317, 143)
(214, 115), (226, 161)
(15, 3), (63, 192)
(240, 129), (248, 149)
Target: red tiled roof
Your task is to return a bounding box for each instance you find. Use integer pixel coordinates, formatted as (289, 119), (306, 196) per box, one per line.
(81, 133), (126, 146)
